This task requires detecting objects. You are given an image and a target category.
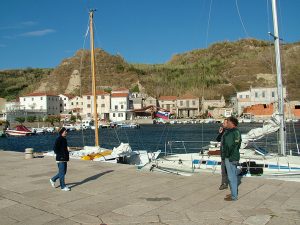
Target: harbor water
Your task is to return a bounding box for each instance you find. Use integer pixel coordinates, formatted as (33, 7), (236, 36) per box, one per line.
(1, 123), (300, 154)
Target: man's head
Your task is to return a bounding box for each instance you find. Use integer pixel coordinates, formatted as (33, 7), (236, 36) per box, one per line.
(222, 118), (228, 128)
(59, 127), (68, 137)
(227, 116), (238, 129)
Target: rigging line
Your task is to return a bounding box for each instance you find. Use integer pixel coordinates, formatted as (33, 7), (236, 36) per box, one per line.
(235, 0), (249, 38)
(205, 0), (213, 48)
(79, 18), (90, 147)
(113, 127), (121, 144)
(266, 0), (275, 75)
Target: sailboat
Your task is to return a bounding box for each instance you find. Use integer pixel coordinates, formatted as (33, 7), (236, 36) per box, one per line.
(149, 0), (300, 180)
(61, 10), (161, 166)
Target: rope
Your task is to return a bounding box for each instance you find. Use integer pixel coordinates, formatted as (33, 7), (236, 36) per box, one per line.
(235, 0), (249, 37)
(205, 0), (213, 48)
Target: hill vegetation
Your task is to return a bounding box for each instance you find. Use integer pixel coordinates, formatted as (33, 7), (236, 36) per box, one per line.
(0, 68), (52, 101)
(1, 39), (300, 101)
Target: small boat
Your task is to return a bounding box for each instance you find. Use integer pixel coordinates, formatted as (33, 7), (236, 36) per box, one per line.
(6, 125), (35, 136)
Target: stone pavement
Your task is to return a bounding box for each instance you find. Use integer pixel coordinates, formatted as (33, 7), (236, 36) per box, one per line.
(0, 150), (299, 225)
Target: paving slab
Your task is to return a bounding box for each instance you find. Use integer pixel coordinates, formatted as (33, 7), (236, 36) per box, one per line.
(0, 150), (299, 225)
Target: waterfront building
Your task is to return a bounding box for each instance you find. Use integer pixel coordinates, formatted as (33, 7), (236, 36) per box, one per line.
(233, 87), (287, 115)
(59, 94), (74, 113)
(176, 94), (200, 118)
(82, 91), (110, 120)
(110, 89), (132, 122)
(19, 93), (60, 115)
(201, 96), (226, 114)
(158, 96), (177, 114)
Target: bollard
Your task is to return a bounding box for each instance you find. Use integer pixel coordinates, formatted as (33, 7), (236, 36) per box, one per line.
(25, 148), (34, 159)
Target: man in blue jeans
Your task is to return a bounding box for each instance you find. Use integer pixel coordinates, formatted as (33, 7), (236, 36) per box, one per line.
(222, 116), (241, 201)
(50, 127), (70, 191)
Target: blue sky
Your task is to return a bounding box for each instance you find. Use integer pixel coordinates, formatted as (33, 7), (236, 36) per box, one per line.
(0, 0), (299, 69)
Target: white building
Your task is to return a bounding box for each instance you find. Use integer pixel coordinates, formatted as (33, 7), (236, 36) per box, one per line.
(234, 87), (287, 115)
(69, 96), (83, 114)
(82, 91), (110, 120)
(19, 93), (60, 115)
(59, 94), (74, 113)
(110, 91), (133, 122)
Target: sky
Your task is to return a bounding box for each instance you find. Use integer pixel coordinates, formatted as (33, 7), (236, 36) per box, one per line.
(0, 0), (299, 69)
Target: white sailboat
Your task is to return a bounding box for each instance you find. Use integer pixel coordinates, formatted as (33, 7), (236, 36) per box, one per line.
(149, 0), (300, 181)
(66, 10), (160, 166)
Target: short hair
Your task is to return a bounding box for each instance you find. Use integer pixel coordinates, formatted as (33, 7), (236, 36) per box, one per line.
(227, 116), (238, 127)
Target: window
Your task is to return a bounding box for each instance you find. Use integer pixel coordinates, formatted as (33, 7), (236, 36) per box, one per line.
(115, 105), (118, 110)
(255, 92), (258, 98)
(113, 113), (115, 117)
(71, 102), (74, 105)
(64, 98), (66, 100)
(101, 104), (105, 108)
(262, 91), (265, 98)
(41, 97), (43, 100)
(118, 113), (123, 117)
(87, 104), (91, 108)
(272, 92), (275, 97)
(121, 105), (124, 109)
(87, 96), (91, 100)
(295, 105), (300, 109)
(246, 95), (249, 98)
(180, 101), (183, 106)
(149, 100), (152, 104)
(192, 101), (196, 105)
(24, 98), (26, 101)
(76, 102), (78, 105)
(87, 113), (91, 117)
(101, 96), (105, 99)
(239, 95), (243, 98)
(81, 102), (83, 105)
(32, 98), (34, 101)
(64, 104), (66, 107)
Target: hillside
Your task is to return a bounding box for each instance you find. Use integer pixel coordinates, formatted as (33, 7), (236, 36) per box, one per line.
(0, 68), (52, 101)
(1, 39), (300, 101)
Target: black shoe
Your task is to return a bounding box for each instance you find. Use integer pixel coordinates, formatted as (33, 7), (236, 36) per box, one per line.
(219, 184), (228, 190)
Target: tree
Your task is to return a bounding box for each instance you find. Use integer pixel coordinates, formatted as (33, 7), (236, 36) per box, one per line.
(70, 115), (76, 123)
(15, 117), (25, 124)
(27, 116), (36, 123)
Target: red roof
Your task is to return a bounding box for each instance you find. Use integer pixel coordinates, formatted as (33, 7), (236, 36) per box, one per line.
(159, 96), (177, 101)
(177, 94), (198, 100)
(24, 92), (58, 97)
(111, 93), (128, 98)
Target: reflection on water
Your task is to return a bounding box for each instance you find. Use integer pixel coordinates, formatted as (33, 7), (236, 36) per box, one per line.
(0, 123), (299, 154)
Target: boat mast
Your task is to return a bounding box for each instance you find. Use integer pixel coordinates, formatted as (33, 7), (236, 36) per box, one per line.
(89, 9), (99, 147)
(271, 0), (286, 155)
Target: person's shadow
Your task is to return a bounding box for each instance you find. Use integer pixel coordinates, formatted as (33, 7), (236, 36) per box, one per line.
(68, 170), (114, 188)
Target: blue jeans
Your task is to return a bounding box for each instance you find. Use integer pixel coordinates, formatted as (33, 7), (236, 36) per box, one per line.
(51, 162), (67, 189)
(225, 158), (240, 200)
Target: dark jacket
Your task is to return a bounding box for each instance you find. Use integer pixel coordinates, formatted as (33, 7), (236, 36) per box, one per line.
(54, 135), (69, 161)
(222, 128), (241, 161)
(216, 128), (226, 160)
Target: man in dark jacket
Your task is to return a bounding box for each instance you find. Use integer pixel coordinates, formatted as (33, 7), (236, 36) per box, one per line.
(216, 119), (228, 190)
(50, 127), (70, 191)
(223, 116), (241, 201)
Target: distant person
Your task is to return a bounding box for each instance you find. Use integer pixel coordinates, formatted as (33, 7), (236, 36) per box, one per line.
(216, 118), (228, 190)
(223, 116), (242, 201)
(50, 127), (70, 191)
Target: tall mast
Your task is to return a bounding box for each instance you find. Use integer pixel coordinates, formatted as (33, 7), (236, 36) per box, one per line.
(271, 0), (286, 155)
(89, 9), (99, 147)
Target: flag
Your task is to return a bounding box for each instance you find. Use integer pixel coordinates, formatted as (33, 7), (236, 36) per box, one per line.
(155, 111), (170, 120)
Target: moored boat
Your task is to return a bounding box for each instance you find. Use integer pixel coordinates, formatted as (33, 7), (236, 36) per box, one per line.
(6, 125), (35, 136)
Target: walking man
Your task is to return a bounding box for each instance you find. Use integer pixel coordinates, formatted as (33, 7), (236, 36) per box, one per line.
(223, 116), (241, 201)
(50, 127), (70, 191)
(216, 118), (228, 190)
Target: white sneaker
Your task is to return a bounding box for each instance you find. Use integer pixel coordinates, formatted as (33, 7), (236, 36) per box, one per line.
(61, 186), (71, 191)
(49, 179), (55, 188)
